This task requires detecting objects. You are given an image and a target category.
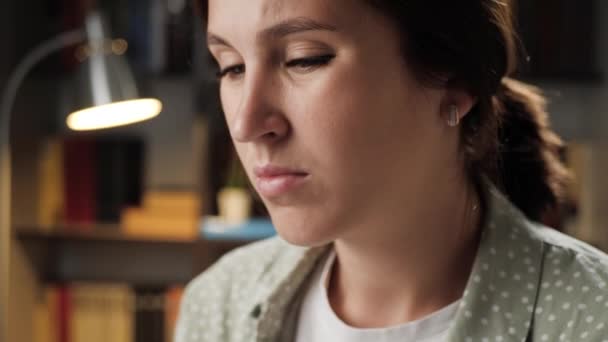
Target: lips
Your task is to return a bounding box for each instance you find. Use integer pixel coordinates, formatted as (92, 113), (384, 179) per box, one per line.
(253, 165), (309, 198)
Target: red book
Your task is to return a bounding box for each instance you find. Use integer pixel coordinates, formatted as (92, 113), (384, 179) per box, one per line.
(57, 286), (71, 342)
(63, 138), (97, 227)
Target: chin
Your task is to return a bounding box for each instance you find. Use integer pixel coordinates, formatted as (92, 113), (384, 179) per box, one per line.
(268, 208), (337, 247)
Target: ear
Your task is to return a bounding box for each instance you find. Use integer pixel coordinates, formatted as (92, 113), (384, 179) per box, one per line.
(439, 86), (477, 125)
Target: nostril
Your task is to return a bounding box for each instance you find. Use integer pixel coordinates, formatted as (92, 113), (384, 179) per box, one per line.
(263, 125), (290, 142)
(262, 131), (281, 143)
(264, 115), (289, 139)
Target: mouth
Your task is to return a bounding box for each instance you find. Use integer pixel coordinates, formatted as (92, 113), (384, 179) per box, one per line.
(253, 165), (310, 198)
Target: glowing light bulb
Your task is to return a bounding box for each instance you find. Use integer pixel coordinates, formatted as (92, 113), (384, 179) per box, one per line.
(66, 98), (162, 131)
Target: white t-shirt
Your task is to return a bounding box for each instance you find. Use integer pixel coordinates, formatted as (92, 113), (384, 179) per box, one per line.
(295, 250), (460, 342)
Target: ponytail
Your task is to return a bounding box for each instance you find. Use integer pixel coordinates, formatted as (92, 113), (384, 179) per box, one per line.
(487, 78), (571, 221)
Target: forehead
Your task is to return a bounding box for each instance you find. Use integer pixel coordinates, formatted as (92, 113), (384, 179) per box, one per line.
(207, 0), (357, 37)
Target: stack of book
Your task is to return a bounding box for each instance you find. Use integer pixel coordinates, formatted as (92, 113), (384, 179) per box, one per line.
(33, 283), (184, 342)
(121, 190), (201, 240)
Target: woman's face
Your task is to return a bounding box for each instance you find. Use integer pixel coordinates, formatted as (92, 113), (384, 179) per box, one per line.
(207, 0), (460, 246)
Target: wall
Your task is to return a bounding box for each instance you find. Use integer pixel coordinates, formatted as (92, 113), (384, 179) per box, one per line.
(537, 0), (608, 249)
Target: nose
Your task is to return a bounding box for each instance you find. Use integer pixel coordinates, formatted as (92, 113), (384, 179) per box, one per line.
(229, 68), (289, 144)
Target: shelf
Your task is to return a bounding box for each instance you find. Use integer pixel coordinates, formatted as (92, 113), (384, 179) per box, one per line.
(15, 225), (248, 286)
(17, 224), (199, 244)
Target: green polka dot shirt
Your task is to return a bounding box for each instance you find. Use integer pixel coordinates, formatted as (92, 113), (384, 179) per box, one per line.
(175, 185), (608, 342)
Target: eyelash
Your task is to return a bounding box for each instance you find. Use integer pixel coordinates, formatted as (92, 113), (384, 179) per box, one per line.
(285, 54), (335, 70)
(215, 54), (335, 80)
(216, 64), (244, 79)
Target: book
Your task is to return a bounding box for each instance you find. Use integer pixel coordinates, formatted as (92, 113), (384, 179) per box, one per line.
(69, 283), (134, 342)
(148, 0), (168, 73)
(121, 190), (201, 239)
(105, 284), (135, 342)
(35, 284), (187, 342)
(164, 286), (184, 342)
(134, 287), (165, 342)
(38, 138), (65, 228)
(33, 286), (59, 342)
(202, 217), (276, 241)
(57, 286), (71, 342)
(63, 137), (97, 226)
(121, 207), (199, 240)
(143, 191), (200, 216)
(165, 0), (194, 73)
(127, 0), (152, 72)
(96, 138), (144, 223)
(70, 284), (98, 342)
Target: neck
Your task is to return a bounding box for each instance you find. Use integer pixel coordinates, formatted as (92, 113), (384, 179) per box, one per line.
(328, 175), (482, 328)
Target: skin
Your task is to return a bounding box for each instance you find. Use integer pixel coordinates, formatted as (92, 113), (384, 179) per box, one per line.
(207, 0), (481, 328)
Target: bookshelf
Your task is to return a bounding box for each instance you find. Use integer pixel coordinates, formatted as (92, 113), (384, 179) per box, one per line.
(13, 223), (253, 342)
(18, 225), (199, 286)
(16, 225), (246, 286)
(2, 1), (232, 341)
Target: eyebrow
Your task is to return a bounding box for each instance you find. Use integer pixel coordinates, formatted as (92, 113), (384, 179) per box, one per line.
(207, 17), (338, 48)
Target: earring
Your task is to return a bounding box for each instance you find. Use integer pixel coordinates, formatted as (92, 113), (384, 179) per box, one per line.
(447, 105), (460, 127)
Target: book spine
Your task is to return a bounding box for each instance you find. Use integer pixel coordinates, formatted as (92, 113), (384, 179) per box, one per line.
(63, 138), (97, 227)
(166, 1), (194, 73)
(135, 287), (165, 342)
(38, 138), (65, 228)
(33, 286), (59, 342)
(72, 284), (136, 342)
(57, 286), (71, 342)
(148, 0), (168, 73)
(127, 0), (151, 72)
(96, 138), (144, 224)
(164, 286), (184, 342)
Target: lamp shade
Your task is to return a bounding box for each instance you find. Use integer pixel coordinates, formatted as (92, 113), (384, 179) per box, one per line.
(66, 12), (161, 131)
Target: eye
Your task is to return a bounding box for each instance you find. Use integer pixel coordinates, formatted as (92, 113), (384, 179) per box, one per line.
(285, 54), (335, 73)
(216, 64), (245, 80)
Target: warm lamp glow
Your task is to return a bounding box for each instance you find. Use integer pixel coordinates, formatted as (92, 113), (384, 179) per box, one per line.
(66, 98), (162, 131)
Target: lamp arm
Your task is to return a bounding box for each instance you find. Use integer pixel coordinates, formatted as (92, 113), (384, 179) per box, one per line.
(1, 29), (86, 141)
(0, 28), (84, 342)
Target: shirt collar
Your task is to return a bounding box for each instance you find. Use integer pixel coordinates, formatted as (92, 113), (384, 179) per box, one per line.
(254, 182), (545, 341)
(446, 184), (544, 340)
(254, 241), (329, 340)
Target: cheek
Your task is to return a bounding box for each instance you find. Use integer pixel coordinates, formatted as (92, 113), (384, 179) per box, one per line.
(292, 62), (422, 170)
(286, 63), (445, 214)
(219, 84), (239, 128)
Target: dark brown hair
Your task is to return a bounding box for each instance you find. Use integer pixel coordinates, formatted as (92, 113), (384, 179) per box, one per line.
(196, 0), (571, 222)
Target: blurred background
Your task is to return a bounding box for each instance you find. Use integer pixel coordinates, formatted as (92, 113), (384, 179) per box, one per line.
(0, 0), (607, 341)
